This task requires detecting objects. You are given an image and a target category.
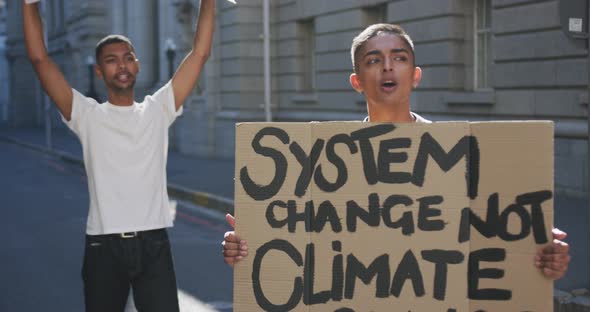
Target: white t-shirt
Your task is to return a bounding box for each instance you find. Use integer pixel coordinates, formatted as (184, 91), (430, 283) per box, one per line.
(62, 82), (182, 235)
(363, 112), (432, 123)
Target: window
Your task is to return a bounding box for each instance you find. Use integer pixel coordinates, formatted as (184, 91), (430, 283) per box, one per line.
(363, 4), (387, 26)
(57, 0), (65, 30)
(474, 0), (492, 89)
(298, 19), (316, 92)
(0, 1), (5, 23)
(48, 0), (65, 34)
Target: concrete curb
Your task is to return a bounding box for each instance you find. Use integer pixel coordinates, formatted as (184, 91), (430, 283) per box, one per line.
(555, 289), (590, 311)
(0, 134), (234, 214)
(167, 183), (234, 215)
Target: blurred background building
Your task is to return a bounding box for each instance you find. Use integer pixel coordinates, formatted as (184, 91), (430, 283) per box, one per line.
(0, 0), (588, 196)
(0, 0), (588, 298)
(0, 0), (587, 204)
(0, 0), (589, 294)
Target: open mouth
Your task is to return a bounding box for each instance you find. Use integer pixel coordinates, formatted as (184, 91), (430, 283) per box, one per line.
(116, 73), (132, 82)
(381, 80), (397, 91)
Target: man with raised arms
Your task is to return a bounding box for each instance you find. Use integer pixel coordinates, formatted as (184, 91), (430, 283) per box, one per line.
(23, 0), (214, 310)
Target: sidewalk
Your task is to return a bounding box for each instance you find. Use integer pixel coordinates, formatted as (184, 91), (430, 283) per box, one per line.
(0, 125), (236, 214)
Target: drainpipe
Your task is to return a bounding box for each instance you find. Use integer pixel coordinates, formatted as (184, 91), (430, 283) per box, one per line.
(263, 0), (271, 122)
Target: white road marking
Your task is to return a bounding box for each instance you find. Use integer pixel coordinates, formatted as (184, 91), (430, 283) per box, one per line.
(125, 289), (232, 312)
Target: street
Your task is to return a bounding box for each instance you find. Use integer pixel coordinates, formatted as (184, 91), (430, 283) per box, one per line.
(0, 141), (234, 311)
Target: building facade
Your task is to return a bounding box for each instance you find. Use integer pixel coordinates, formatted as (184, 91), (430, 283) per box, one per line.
(3, 0), (588, 196)
(1, 0), (589, 295)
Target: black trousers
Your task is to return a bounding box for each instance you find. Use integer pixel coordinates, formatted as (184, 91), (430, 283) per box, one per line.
(82, 228), (179, 312)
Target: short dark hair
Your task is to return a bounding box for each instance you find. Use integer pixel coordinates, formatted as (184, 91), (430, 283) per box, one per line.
(350, 23), (415, 72)
(95, 34), (135, 61)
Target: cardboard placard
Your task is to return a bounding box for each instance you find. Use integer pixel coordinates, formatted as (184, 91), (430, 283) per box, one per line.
(234, 121), (554, 312)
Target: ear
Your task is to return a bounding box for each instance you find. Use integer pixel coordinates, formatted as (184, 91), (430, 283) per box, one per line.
(94, 64), (103, 79)
(412, 66), (422, 89)
(349, 73), (363, 93)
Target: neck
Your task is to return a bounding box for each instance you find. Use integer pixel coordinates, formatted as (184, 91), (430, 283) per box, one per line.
(107, 90), (134, 106)
(366, 101), (414, 123)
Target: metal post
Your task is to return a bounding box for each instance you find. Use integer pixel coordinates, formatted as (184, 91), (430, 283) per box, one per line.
(166, 51), (175, 79)
(587, 1), (589, 188)
(86, 56), (98, 101)
(164, 38), (177, 151)
(586, 0), (590, 289)
(89, 64), (95, 98)
(167, 53), (174, 79)
(165, 38), (176, 79)
(263, 0), (271, 122)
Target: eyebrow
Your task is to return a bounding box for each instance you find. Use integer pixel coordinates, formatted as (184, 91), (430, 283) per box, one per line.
(363, 48), (410, 58)
(103, 52), (135, 59)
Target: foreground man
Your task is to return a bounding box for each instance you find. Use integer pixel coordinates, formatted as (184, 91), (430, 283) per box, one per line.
(222, 24), (570, 280)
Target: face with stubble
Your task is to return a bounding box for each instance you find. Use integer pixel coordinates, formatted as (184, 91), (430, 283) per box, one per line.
(95, 42), (139, 95)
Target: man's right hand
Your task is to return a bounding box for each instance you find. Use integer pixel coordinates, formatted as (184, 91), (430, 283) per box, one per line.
(222, 214), (248, 268)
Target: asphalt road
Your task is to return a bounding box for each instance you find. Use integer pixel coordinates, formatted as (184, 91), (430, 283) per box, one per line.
(0, 141), (234, 312)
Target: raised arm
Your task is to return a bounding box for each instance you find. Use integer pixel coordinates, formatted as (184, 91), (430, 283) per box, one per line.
(171, 0), (215, 110)
(22, 1), (73, 120)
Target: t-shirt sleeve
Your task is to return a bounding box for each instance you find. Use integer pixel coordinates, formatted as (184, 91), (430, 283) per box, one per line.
(150, 81), (183, 126)
(61, 89), (97, 136)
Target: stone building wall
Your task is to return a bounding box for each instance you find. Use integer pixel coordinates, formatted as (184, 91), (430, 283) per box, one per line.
(3, 0), (587, 195)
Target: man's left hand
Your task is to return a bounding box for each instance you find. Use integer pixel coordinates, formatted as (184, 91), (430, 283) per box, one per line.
(535, 228), (571, 280)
